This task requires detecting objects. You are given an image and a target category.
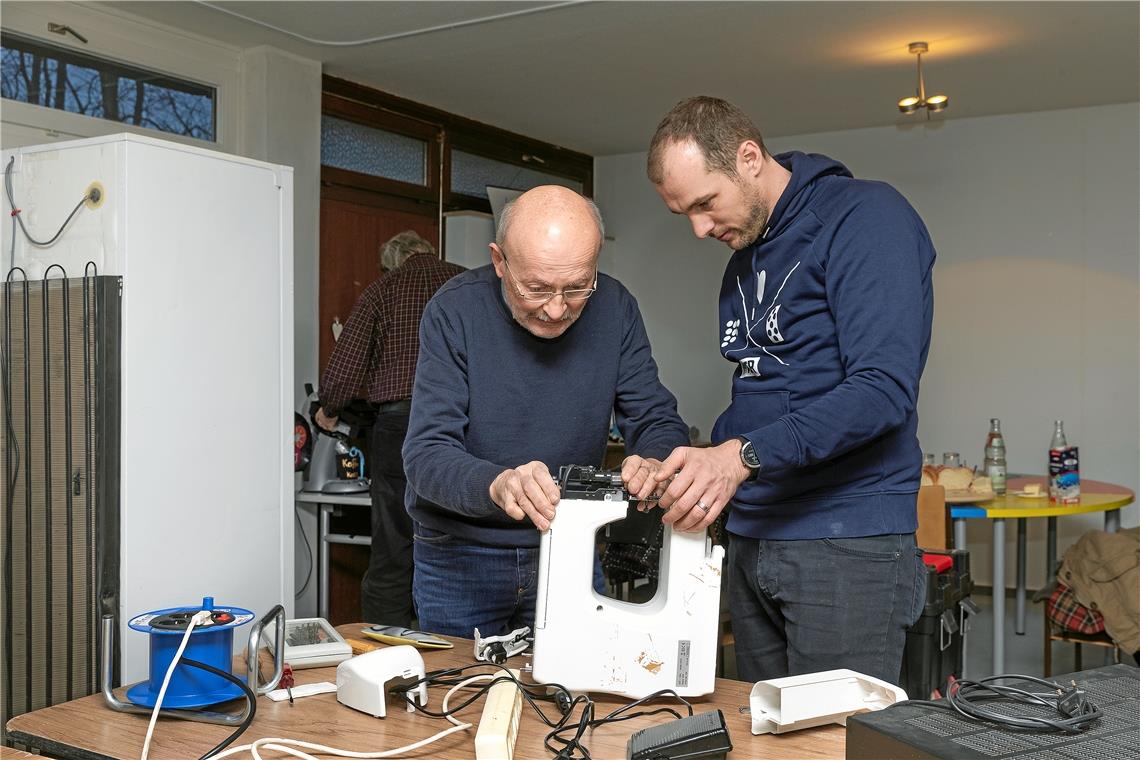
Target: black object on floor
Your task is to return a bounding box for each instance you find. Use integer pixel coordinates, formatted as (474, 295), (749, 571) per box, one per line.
(900, 548), (974, 700)
(846, 663), (1140, 759)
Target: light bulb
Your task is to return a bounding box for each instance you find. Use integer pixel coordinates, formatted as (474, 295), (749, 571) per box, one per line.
(925, 94), (948, 112)
(898, 96), (920, 114)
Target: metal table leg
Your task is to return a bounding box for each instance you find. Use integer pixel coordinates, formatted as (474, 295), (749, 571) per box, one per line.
(954, 518), (967, 552)
(1016, 518), (1027, 634)
(1046, 515), (1057, 600)
(1105, 508), (1121, 533)
(319, 503), (332, 620)
(992, 518), (1005, 676)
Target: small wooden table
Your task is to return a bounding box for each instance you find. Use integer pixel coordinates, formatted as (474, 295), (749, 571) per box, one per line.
(948, 477), (1134, 677)
(6, 625), (845, 759)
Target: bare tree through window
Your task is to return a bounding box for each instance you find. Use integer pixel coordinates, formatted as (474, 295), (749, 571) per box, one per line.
(2, 33), (215, 141)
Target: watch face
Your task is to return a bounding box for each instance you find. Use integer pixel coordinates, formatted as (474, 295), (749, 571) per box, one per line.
(740, 440), (760, 468)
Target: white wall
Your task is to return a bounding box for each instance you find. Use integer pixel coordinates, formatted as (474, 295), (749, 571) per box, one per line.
(595, 103), (1140, 588)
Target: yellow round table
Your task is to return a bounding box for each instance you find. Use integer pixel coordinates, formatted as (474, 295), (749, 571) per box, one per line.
(948, 477), (1134, 676)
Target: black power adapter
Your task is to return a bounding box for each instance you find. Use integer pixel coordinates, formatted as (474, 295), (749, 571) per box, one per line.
(627, 709), (733, 760)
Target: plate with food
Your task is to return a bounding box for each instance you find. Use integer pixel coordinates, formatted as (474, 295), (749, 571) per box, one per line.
(922, 465), (996, 503)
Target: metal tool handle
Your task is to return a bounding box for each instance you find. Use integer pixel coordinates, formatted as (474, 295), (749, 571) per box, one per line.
(246, 604), (286, 694)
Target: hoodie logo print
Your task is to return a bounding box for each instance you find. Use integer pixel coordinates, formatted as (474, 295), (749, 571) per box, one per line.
(765, 305), (784, 343)
(724, 261), (800, 376)
(721, 319), (740, 348)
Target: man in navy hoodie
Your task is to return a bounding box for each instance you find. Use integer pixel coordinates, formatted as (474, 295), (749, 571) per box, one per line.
(402, 185), (689, 638)
(638, 96), (935, 685)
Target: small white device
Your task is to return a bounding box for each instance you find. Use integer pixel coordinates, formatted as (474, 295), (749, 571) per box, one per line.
(336, 645), (428, 718)
(531, 466), (724, 699)
(281, 617), (352, 669)
(749, 669), (908, 734)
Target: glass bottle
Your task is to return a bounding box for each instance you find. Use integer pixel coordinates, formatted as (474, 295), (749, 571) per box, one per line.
(983, 418), (1007, 494)
(1050, 420), (1067, 450)
(1049, 420), (1067, 500)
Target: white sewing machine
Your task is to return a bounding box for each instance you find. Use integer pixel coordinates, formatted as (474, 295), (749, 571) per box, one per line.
(531, 466), (725, 699)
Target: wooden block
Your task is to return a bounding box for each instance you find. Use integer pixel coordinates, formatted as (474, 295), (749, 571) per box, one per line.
(916, 485), (950, 550)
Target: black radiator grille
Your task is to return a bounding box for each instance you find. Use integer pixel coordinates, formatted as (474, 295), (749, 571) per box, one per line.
(1, 272), (120, 741)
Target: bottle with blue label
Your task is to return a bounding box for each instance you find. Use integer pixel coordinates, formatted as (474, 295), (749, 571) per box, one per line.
(1048, 420), (1080, 502)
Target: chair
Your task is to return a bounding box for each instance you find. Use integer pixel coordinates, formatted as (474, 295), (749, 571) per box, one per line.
(1041, 576), (1122, 677)
(916, 485), (950, 550)
(1039, 529), (1136, 677)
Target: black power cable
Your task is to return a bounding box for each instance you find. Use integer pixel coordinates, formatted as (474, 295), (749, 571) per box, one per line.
(390, 662), (693, 759)
(900, 674), (1102, 734)
(179, 658), (258, 759)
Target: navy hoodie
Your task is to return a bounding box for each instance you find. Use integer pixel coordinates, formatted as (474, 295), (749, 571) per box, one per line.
(713, 152), (935, 540)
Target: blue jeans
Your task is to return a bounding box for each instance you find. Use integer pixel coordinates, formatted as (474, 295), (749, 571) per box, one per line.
(728, 532), (925, 685)
(413, 522), (604, 638)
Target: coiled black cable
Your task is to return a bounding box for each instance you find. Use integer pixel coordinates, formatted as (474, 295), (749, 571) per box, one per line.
(900, 674), (1102, 733)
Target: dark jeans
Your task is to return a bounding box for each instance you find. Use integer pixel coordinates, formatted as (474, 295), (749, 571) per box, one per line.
(728, 532), (925, 685)
(413, 523), (606, 638)
(360, 409), (414, 627)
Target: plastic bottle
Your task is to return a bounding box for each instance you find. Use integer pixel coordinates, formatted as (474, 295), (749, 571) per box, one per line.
(983, 418), (1007, 495)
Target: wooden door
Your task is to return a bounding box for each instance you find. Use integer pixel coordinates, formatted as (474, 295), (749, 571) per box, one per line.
(319, 187), (437, 625)
(318, 187), (439, 372)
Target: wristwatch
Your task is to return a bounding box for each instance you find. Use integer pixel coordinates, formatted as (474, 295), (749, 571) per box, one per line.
(737, 436), (761, 473)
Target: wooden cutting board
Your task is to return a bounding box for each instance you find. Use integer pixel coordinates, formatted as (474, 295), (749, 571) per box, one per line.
(943, 489), (996, 503)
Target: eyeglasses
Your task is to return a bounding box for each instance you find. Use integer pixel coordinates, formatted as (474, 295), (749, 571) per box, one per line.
(499, 251), (597, 304)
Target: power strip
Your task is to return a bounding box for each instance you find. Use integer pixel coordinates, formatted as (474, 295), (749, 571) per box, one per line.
(474, 671), (523, 760)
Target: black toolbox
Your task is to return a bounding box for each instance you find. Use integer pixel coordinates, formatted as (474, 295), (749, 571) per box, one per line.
(899, 548), (975, 700)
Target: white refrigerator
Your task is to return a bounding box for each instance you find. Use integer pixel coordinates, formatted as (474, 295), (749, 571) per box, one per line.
(1, 133), (294, 690)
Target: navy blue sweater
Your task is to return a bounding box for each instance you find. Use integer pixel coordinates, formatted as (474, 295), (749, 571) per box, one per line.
(403, 266), (688, 547)
(714, 152), (935, 540)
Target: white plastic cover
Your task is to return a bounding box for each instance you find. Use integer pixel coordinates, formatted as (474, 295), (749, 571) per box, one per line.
(750, 668), (908, 734)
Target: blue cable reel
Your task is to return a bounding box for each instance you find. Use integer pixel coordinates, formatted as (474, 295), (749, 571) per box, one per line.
(102, 597), (286, 724)
(127, 597), (254, 708)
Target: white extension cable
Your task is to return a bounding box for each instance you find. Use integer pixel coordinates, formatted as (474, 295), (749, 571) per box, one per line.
(140, 609), (214, 760)
(212, 673), (495, 759)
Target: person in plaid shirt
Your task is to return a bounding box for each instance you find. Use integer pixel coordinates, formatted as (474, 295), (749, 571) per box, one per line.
(317, 230), (464, 627)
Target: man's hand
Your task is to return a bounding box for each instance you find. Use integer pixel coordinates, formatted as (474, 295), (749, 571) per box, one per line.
(648, 441), (752, 532)
(620, 455), (669, 506)
(489, 461), (561, 531)
(315, 407), (339, 432)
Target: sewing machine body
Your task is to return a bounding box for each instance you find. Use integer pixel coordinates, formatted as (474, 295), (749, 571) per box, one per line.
(531, 466), (725, 699)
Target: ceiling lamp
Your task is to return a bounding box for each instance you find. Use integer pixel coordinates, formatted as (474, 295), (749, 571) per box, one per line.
(897, 41), (949, 115)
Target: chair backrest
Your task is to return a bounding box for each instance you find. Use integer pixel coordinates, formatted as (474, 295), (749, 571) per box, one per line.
(916, 485), (950, 550)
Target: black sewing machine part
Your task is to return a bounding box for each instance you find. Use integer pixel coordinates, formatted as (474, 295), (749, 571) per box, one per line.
(627, 709), (733, 760)
(473, 626), (530, 664)
(557, 465), (628, 501)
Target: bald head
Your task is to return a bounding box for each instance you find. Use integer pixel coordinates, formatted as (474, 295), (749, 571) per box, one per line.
(495, 186), (604, 255)
(490, 186), (603, 339)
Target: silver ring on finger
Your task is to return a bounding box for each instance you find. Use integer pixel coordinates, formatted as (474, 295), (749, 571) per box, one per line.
(696, 500), (710, 512)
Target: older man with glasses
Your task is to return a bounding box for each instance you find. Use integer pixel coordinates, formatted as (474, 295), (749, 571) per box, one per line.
(402, 185), (689, 638)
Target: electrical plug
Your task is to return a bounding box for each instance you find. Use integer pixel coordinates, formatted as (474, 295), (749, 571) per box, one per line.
(1057, 686), (1091, 718)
